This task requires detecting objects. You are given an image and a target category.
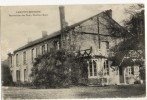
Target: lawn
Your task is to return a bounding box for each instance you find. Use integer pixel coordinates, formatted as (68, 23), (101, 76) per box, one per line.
(2, 84), (146, 99)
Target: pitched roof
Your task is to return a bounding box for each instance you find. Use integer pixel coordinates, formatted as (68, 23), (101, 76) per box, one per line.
(14, 10), (125, 53)
(14, 31), (60, 53)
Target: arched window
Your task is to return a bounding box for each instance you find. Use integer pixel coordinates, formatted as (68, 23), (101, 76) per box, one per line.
(93, 61), (97, 76)
(89, 61), (92, 76)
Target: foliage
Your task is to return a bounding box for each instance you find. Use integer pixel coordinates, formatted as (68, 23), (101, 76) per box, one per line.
(110, 4), (145, 68)
(140, 66), (145, 81)
(30, 49), (88, 88)
(2, 63), (13, 86)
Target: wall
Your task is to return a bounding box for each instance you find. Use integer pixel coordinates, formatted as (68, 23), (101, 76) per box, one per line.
(63, 12), (123, 57)
(10, 36), (60, 82)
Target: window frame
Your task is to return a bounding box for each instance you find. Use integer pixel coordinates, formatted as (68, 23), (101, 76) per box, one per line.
(31, 48), (34, 62)
(89, 61), (93, 76)
(88, 60), (97, 78)
(42, 45), (45, 55)
(16, 70), (20, 82)
(93, 60), (97, 76)
(104, 60), (109, 76)
(24, 69), (27, 81)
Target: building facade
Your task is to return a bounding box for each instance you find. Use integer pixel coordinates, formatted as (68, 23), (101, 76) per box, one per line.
(8, 6), (141, 85)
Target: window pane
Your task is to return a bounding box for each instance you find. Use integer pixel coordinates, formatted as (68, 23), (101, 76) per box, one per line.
(104, 60), (109, 75)
(89, 61), (92, 76)
(93, 61), (97, 76)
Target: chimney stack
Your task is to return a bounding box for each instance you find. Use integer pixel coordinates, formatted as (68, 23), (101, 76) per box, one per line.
(59, 6), (68, 30)
(42, 31), (48, 38)
(105, 9), (112, 17)
(59, 6), (68, 48)
(28, 37), (32, 43)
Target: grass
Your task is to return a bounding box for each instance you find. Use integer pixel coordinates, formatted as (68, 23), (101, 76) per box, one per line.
(2, 84), (146, 99)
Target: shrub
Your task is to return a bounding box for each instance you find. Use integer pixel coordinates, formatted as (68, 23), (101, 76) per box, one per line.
(30, 50), (74, 88)
(30, 49), (89, 88)
(2, 63), (13, 86)
(134, 80), (141, 84)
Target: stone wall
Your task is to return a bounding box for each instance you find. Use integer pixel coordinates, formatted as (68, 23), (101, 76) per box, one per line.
(63, 12), (123, 56)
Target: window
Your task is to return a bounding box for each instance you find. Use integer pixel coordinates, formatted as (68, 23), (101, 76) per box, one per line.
(101, 41), (109, 49)
(104, 60), (109, 75)
(10, 70), (13, 76)
(54, 41), (57, 50)
(89, 60), (97, 77)
(57, 41), (60, 50)
(93, 61), (97, 76)
(119, 67), (122, 75)
(10, 56), (13, 67)
(32, 48), (34, 62)
(50, 48), (53, 52)
(54, 41), (60, 50)
(42, 45), (45, 54)
(23, 51), (26, 64)
(47, 44), (49, 52)
(89, 61), (93, 76)
(128, 67), (132, 75)
(36, 48), (38, 57)
(16, 70), (20, 81)
(106, 41), (109, 49)
(24, 69), (27, 81)
(16, 54), (18, 66)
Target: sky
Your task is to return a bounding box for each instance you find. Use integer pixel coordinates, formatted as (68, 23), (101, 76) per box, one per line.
(1, 4), (133, 61)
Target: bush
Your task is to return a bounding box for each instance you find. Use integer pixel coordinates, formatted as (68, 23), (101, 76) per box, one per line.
(30, 49), (89, 88)
(134, 80), (141, 84)
(30, 50), (74, 88)
(2, 63), (13, 86)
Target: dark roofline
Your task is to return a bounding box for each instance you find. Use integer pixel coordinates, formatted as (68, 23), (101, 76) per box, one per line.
(14, 31), (61, 53)
(13, 9), (124, 54)
(65, 10), (106, 31)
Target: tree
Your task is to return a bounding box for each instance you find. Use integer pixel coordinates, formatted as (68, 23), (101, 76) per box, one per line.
(30, 49), (88, 88)
(2, 61), (13, 86)
(110, 4), (145, 80)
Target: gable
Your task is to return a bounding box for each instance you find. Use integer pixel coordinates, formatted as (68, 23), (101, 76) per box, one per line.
(70, 10), (126, 37)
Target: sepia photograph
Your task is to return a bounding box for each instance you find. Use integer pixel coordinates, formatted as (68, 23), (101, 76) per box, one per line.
(1, 4), (146, 99)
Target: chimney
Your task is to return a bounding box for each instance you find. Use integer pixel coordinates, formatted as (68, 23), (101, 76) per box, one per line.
(105, 9), (112, 17)
(59, 6), (68, 30)
(42, 31), (48, 38)
(28, 37), (32, 43)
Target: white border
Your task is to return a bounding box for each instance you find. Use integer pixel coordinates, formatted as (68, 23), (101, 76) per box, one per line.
(0, 0), (146, 100)
(0, 0), (145, 6)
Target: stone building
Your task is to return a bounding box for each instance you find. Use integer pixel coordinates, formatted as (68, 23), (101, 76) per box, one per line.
(8, 6), (141, 85)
